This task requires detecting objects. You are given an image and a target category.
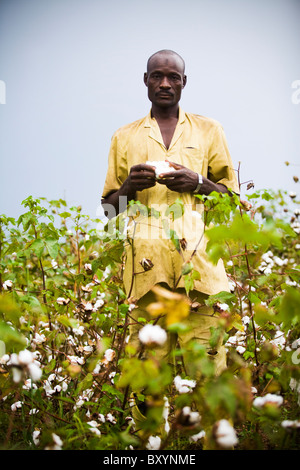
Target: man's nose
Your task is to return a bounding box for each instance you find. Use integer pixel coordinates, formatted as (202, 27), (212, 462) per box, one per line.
(159, 76), (171, 88)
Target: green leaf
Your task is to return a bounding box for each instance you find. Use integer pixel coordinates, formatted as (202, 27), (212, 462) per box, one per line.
(164, 199), (184, 221)
(45, 238), (59, 259)
(76, 372), (93, 395)
(181, 262), (193, 275)
(30, 239), (44, 258)
(162, 219), (180, 252)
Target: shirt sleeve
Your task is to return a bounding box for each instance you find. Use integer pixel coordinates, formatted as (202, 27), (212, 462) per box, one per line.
(102, 132), (128, 199)
(208, 124), (240, 194)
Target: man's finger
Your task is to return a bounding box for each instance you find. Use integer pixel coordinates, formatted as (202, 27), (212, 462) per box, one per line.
(166, 160), (184, 170)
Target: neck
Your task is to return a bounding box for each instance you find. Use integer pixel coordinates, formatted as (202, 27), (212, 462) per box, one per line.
(151, 104), (179, 121)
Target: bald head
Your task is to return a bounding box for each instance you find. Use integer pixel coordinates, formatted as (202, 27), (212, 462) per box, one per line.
(147, 50), (185, 75)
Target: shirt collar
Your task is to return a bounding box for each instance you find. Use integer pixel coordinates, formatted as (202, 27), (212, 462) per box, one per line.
(144, 106), (186, 128)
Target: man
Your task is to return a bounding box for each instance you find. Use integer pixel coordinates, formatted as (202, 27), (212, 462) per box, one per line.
(101, 50), (239, 376)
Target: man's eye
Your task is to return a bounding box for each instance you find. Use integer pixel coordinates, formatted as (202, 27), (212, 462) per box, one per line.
(170, 75), (180, 81)
(151, 73), (161, 79)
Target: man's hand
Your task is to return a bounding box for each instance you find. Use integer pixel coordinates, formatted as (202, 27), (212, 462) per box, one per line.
(127, 163), (157, 192)
(157, 160), (198, 193)
(157, 160), (230, 196)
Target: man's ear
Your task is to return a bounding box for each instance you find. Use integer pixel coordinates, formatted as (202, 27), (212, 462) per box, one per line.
(143, 72), (148, 87)
(182, 75), (187, 88)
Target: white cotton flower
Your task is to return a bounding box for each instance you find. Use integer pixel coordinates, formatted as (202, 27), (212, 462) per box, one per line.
(106, 413), (116, 424)
(271, 330), (286, 350)
(189, 430), (206, 442)
(253, 393), (284, 409)
(182, 406), (201, 425)
(104, 348), (115, 362)
(23, 378), (37, 390)
(0, 354), (10, 365)
(87, 420), (101, 435)
(56, 297), (68, 305)
(146, 435), (161, 450)
(3, 279), (13, 290)
(67, 355), (85, 365)
(138, 324), (167, 346)
(50, 433), (63, 450)
(84, 302), (93, 311)
(11, 401), (23, 411)
(93, 298), (104, 310)
(281, 420), (300, 429)
(163, 396), (170, 434)
(28, 362), (42, 381)
(32, 333), (46, 344)
(12, 367), (22, 383)
(18, 349), (34, 366)
(29, 408), (39, 415)
(242, 315), (250, 326)
(51, 259), (58, 269)
(32, 429), (41, 445)
(174, 375), (196, 394)
(218, 303), (229, 311)
(89, 426), (101, 436)
(236, 345), (246, 355)
(214, 419), (238, 449)
(72, 325), (85, 336)
(146, 160), (174, 178)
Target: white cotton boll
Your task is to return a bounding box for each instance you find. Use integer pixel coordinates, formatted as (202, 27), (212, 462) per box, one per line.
(28, 362), (42, 381)
(106, 413), (116, 424)
(51, 259), (58, 269)
(12, 367), (22, 383)
(3, 280), (13, 290)
(189, 430), (206, 442)
(51, 433), (63, 450)
(281, 420), (300, 429)
(174, 375), (196, 394)
(18, 349), (34, 366)
(94, 298), (104, 310)
(0, 354), (10, 365)
(23, 379), (37, 390)
(253, 393), (284, 409)
(138, 324), (167, 346)
(9, 353), (20, 366)
(87, 420), (101, 435)
(84, 302), (93, 311)
(214, 419), (238, 449)
(146, 160), (173, 178)
(146, 435), (161, 450)
(32, 333), (46, 344)
(242, 315), (250, 326)
(32, 429), (41, 445)
(72, 325), (85, 336)
(236, 346), (246, 355)
(182, 406), (201, 425)
(56, 297), (68, 305)
(11, 401), (23, 411)
(104, 348), (116, 362)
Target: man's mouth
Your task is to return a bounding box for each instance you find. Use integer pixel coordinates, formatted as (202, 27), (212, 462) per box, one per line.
(156, 92), (173, 98)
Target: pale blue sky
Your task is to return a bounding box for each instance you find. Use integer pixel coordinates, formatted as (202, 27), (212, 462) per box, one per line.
(0, 0), (299, 220)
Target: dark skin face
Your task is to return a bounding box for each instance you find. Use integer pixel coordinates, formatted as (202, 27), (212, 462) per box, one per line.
(102, 52), (230, 217)
(143, 53), (187, 117)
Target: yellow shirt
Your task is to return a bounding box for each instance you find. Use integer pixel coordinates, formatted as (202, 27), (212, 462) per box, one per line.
(102, 108), (239, 300)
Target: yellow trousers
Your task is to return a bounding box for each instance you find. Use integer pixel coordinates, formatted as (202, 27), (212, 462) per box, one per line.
(128, 284), (227, 378)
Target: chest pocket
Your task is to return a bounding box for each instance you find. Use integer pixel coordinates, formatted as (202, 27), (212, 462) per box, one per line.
(180, 146), (205, 174)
